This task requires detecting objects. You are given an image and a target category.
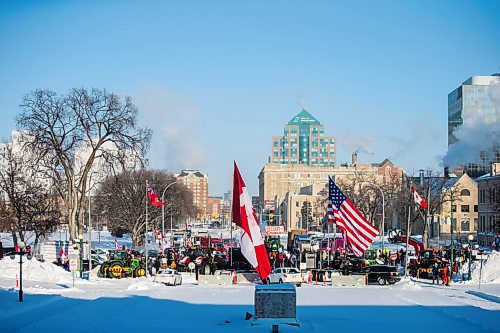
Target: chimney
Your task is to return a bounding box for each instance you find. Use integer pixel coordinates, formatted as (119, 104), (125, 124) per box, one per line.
(352, 152), (358, 165)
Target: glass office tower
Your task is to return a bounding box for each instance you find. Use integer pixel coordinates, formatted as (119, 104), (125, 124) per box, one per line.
(271, 109), (336, 167)
(447, 74), (500, 176)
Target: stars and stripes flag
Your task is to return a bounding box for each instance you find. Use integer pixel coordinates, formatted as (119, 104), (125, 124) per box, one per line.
(327, 176), (379, 257)
(232, 161), (271, 282)
(412, 186), (428, 210)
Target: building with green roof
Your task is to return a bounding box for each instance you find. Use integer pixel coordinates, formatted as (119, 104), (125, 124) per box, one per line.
(271, 109), (336, 167)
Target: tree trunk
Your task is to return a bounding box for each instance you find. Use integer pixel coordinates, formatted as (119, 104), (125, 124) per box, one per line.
(10, 229), (17, 248)
(422, 221), (429, 249)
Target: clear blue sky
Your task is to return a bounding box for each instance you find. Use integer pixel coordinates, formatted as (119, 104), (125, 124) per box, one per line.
(1, 0), (499, 196)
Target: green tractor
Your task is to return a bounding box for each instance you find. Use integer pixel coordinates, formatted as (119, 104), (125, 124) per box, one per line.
(363, 249), (379, 265)
(99, 250), (146, 278)
(266, 236), (284, 254)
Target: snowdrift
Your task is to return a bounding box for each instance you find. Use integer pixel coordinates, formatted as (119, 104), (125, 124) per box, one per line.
(0, 255), (73, 284)
(460, 251), (500, 284)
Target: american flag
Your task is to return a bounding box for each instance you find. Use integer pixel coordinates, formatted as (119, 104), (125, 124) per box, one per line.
(327, 176), (379, 257)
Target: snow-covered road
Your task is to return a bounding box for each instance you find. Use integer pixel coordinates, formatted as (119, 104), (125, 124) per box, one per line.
(1, 252), (499, 333)
(1, 275), (499, 333)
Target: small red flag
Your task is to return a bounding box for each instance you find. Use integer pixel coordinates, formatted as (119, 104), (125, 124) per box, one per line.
(147, 184), (164, 207)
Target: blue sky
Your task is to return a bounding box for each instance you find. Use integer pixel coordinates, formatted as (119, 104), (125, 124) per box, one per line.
(0, 0), (499, 196)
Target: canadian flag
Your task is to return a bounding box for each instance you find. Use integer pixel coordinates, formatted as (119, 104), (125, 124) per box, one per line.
(232, 161), (271, 282)
(412, 186), (428, 210)
(114, 238), (119, 249)
(147, 184), (164, 207)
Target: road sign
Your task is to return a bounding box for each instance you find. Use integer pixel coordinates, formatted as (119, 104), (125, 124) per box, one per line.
(265, 225), (284, 236)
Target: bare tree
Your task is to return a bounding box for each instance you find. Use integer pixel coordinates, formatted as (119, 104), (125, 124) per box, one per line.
(390, 171), (463, 247)
(17, 88), (151, 241)
(336, 173), (385, 229)
(93, 169), (196, 247)
(0, 141), (62, 246)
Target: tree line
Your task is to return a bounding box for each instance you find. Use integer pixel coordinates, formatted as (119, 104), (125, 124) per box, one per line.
(0, 88), (197, 247)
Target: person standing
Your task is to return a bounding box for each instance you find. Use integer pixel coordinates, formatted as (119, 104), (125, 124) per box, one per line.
(441, 264), (448, 286)
(446, 264), (451, 286)
(432, 262), (439, 285)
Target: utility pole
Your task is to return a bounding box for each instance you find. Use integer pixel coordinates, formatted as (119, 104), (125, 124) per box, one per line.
(145, 180), (149, 277)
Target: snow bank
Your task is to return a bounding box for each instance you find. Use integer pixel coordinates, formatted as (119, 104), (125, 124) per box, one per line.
(460, 251), (500, 284)
(126, 280), (159, 291)
(0, 255), (73, 284)
(399, 279), (423, 290)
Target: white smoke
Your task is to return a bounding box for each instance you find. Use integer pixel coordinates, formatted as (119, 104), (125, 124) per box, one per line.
(297, 94), (307, 109)
(339, 134), (373, 155)
(442, 77), (500, 170)
(338, 133), (374, 155)
(134, 83), (208, 171)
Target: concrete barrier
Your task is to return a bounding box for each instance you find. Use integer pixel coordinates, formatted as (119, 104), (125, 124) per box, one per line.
(198, 274), (233, 285)
(237, 272), (259, 283)
(254, 284), (296, 319)
(331, 274), (366, 287)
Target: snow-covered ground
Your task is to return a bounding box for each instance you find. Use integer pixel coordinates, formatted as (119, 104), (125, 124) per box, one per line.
(1, 253), (499, 333)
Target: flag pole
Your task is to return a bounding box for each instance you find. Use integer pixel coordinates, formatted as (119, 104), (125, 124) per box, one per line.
(404, 181), (412, 277)
(426, 181), (431, 248)
(230, 165), (234, 268)
(145, 179), (149, 277)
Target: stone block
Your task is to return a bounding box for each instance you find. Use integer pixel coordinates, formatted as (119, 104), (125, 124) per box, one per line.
(254, 284), (296, 319)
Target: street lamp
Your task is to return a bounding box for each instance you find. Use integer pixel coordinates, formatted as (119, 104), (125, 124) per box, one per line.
(161, 181), (178, 247)
(467, 234), (474, 281)
(77, 234), (86, 279)
(371, 184), (385, 252)
(10, 241), (32, 302)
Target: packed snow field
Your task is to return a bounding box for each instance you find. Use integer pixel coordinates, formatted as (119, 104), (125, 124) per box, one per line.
(1, 253), (499, 333)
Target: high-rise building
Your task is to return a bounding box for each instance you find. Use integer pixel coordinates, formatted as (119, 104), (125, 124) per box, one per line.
(447, 74), (500, 176)
(271, 109), (336, 167)
(175, 169), (208, 216)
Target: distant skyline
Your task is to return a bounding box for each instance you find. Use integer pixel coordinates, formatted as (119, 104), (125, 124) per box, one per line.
(1, 1), (499, 196)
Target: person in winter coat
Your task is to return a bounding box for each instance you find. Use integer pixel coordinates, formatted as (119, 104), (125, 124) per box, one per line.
(432, 262), (440, 285)
(441, 265), (448, 286)
(446, 264), (451, 286)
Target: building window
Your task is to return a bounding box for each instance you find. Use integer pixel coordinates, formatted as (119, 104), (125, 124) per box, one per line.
(460, 189), (470, 196)
(474, 205), (478, 212)
(461, 205), (469, 213)
(461, 219), (470, 231)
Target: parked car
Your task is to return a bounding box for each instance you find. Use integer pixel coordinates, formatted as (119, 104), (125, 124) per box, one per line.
(266, 267), (302, 287)
(91, 248), (107, 264)
(360, 265), (400, 285)
(154, 269), (183, 286)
